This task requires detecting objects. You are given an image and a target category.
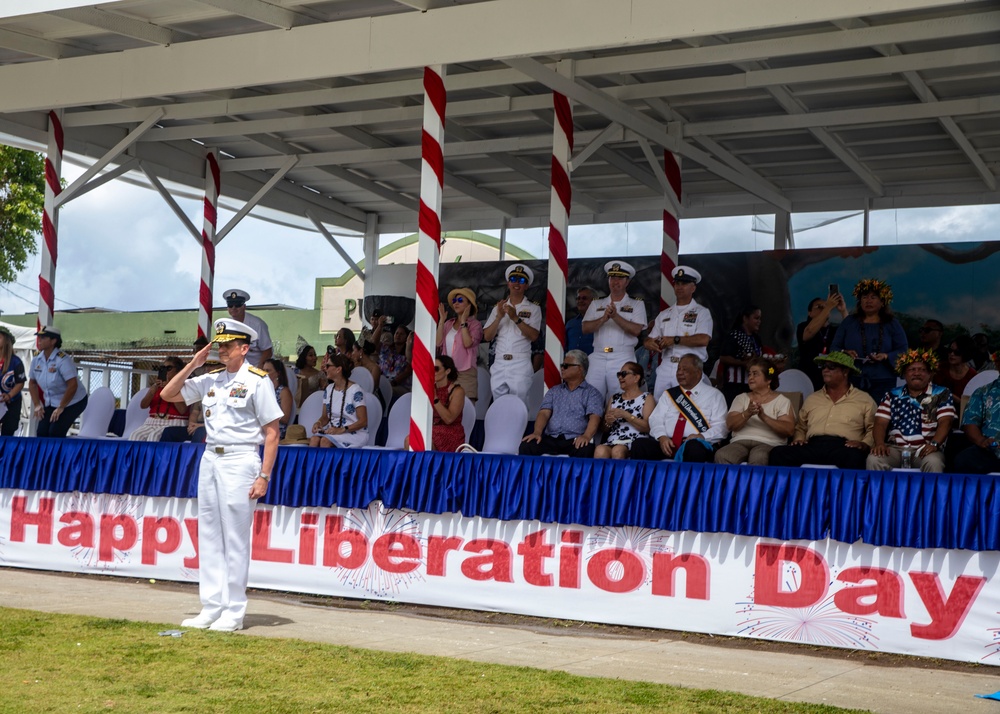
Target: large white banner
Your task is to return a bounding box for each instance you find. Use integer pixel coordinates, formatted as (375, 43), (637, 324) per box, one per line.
(1, 488), (998, 665)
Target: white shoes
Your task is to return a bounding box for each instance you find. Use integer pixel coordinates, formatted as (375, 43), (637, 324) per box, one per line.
(209, 618), (243, 632)
(181, 612), (218, 629)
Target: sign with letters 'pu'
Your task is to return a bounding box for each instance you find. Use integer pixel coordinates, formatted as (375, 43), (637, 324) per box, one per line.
(2, 488), (998, 665)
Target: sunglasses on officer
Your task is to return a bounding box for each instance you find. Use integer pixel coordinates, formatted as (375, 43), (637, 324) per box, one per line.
(507, 276), (528, 285)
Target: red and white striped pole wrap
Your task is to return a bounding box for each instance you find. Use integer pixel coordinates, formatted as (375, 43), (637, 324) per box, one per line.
(37, 110), (63, 332)
(543, 92), (573, 390)
(197, 150), (221, 341)
(660, 151), (682, 310)
(409, 65), (446, 452)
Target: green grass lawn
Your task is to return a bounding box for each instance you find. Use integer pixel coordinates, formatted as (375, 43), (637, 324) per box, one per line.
(0, 607), (868, 714)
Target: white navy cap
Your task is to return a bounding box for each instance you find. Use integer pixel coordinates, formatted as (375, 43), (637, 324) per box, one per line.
(605, 260), (635, 279)
(505, 264), (534, 286)
(213, 318), (258, 343)
(223, 288), (250, 306)
(672, 266), (701, 284)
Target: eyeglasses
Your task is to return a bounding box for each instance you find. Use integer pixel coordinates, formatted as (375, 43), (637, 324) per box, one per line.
(507, 276), (527, 284)
(560, 362), (579, 370)
(615, 371), (637, 378)
(434, 365), (444, 372)
(451, 296), (465, 303)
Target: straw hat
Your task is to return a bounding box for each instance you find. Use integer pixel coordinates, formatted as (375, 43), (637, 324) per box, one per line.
(280, 424), (311, 445)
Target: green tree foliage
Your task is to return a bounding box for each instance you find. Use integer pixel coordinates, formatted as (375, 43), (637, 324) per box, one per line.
(0, 145), (45, 284)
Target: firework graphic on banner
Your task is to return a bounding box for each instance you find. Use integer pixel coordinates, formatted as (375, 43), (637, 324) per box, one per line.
(63, 493), (140, 572)
(982, 617), (1000, 661)
(328, 502), (425, 597)
(735, 563), (879, 649)
(587, 525), (671, 586)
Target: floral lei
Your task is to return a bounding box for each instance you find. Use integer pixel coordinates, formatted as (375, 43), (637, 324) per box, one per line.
(895, 348), (939, 375)
(853, 278), (893, 305)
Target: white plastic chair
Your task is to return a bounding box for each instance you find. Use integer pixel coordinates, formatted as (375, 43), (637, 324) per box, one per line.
(362, 391), (383, 447)
(475, 366), (492, 417)
(964, 369), (998, 396)
(524, 369), (545, 419)
(776, 368), (814, 402)
(379, 375), (392, 407)
(297, 390), (325, 431)
(382, 392), (411, 450)
(120, 388), (150, 439)
(283, 364), (299, 424)
(478, 395), (529, 454)
(461, 395), (476, 443)
(74, 386), (116, 439)
(351, 367), (374, 395)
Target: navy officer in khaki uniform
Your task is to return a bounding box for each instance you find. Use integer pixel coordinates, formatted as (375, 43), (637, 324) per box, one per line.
(582, 261), (647, 400)
(483, 264), (542, 406)
(28, 325), (88, 438)
(161, 318), (283, 632)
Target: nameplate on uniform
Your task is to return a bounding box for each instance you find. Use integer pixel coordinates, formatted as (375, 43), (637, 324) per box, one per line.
(620, 306), (633, 313)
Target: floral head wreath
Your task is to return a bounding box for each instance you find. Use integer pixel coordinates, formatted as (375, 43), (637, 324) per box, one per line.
(853, 278), (893, 305)
(895, 348), (939, 375)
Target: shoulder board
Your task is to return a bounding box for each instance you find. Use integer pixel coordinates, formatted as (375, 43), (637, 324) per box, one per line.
(56, 351), (66, 357)
(209, 367), (225, 374)
(531, 300), (540, 306)
(248, 366), (268, 378)
(634, 296), (643, 301)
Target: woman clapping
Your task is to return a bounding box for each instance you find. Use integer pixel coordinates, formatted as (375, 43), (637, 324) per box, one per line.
(715, 357), (795, 466)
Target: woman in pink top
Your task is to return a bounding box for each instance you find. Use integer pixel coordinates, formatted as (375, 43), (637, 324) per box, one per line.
(437, 287), (484, 401)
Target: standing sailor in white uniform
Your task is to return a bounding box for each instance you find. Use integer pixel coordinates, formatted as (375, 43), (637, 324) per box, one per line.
(483, 264), (542, 405)
(222, 289), (273, 367)
(582, 261), (647, 401)
(644, 266), (713, 394)
(161, 318), (283, 632)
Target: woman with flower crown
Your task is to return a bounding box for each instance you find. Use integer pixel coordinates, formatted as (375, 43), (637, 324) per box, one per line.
(715, 356), (795, 466)
(831, 278), (908, 402)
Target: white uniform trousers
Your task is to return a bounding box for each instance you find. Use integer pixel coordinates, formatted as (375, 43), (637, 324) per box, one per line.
(196, 448), (260, 625)
(653, 357), (680, 396)
(490, 355), (534, 405)
(586, 350), (635, 402)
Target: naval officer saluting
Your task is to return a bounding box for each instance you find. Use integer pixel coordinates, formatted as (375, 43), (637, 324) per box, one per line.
(161, 318), (283, 632)
(582, 261), (647, 401)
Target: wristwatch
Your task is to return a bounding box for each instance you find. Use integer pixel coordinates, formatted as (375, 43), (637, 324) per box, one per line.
(515, 317), (523, 325)
(673, 335), (681, 345)
(258, 472), (271, 482)
(928, 440), (940, 448)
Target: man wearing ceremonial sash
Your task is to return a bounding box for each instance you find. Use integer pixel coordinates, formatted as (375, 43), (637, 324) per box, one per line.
(631, 354), (728, 463)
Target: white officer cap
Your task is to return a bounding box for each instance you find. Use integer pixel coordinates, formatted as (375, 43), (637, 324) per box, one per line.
(35, 325), (62, 338)
(223, 288), (250, 306)
(505, 264), (534, 286)
(213, 318), (258, 344)
(605, 260), (636, 279)
(672, 265), (701, 284)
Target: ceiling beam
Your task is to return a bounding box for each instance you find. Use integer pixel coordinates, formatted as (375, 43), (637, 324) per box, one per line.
(0, 27), (79, 59)
(0, 0), (982, 114)
(192, 0), (313, 29)
(51, 7), (181, 45)
(683, 94), (1000, 137)
(504, 56), (791, 211)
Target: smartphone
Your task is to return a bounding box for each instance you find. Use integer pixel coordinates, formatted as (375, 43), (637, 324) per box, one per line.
(829, 283), (839, 297)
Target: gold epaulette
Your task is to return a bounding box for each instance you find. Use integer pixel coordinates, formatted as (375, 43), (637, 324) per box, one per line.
(248, 365), (268, 378)
(209, 367), (225, 374)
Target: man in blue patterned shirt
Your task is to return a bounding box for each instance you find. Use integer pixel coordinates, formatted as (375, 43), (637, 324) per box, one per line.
(867, 350), (954, 472)
(957, 354), (1000, 474)
(519, 349), (604, 458)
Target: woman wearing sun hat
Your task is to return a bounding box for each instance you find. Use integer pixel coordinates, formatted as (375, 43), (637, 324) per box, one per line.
(437, 286), (483, 401)
(831, 278), (908, 403)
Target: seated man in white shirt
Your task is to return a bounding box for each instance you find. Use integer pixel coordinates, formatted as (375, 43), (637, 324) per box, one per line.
(630, 353), (728, 463)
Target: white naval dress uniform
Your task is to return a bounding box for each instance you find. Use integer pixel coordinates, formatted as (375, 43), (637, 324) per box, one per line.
(240, 312), (273, 367)
(484, 299), (541, 405)
(648, 299), (713, 394)
(180, 361), (283, 627)
(583, 295), (647, 401)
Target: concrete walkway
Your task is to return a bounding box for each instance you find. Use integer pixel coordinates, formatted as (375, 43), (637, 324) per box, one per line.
(2, 568), (998, 713)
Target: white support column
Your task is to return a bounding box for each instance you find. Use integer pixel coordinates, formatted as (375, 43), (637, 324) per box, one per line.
(774, 210), (794, 250)
(362, 213), (379, 326)
(409, 65), (446, 452)
(38, 109), (63, 332)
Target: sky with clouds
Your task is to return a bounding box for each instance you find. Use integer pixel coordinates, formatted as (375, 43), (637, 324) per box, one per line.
(0, 160), (997, 319)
